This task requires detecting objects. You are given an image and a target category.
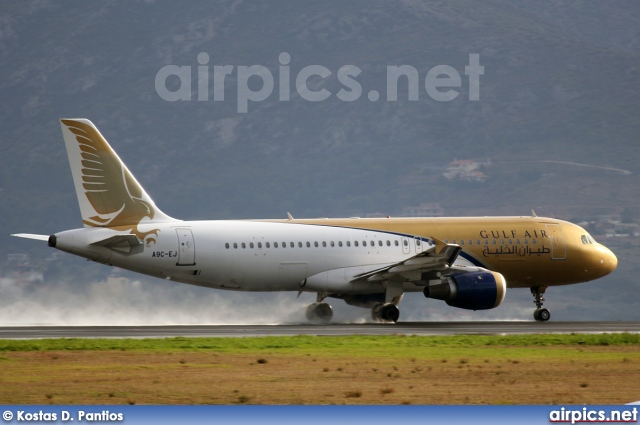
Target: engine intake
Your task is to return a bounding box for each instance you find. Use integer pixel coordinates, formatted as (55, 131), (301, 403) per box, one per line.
(423, 270), (506, 310)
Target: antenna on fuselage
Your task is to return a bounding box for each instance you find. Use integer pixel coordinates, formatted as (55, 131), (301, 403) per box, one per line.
(531, 209), (538, 217)
(287, 212), (294, 220)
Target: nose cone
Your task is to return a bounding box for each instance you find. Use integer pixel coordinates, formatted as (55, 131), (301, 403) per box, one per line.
(603, 245), (618, 274)
(592, 244), (618, 278)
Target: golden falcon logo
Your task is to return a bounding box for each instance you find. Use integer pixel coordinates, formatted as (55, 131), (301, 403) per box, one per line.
(61, 119), (159, 245)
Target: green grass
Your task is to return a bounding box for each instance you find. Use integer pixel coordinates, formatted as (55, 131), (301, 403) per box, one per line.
(0, 333), (637, 354)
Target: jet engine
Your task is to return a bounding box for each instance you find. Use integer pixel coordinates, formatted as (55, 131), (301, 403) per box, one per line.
(423, 270), (506, 310)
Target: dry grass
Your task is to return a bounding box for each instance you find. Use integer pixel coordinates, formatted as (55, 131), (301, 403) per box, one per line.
(0, 345), (638, 404)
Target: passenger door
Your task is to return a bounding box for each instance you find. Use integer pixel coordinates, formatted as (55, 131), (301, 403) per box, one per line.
(544, 223), (566, 260)
(176, 228), (196, 266)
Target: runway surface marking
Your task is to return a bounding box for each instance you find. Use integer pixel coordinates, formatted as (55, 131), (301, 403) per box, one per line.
(0, 321), (638, 339)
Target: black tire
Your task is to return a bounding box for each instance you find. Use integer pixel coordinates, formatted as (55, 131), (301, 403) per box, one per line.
(538, 308), (550, 321)
(306, 302), (333, 323)
(372, 303), (399, 323)
(534, 308), (551, 322)
(381, 304), (400, 323)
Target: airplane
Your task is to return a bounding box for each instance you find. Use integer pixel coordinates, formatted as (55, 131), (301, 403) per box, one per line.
(12, 119), (618, 323)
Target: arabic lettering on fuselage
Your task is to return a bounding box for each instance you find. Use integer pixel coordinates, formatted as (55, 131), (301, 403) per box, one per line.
(482, 244), (551, 257)
(477, 229), (551, 257)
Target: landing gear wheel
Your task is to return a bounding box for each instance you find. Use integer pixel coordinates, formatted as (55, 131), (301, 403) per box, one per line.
(530, 286), (550, 322)
(534, 308), (550, 322)
(306, 302), (333, 323)
(372, 303), (400, 323)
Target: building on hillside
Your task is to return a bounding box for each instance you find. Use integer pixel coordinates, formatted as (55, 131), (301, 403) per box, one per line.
(443, 159), (489, 182)
(397, 203), (444, 217)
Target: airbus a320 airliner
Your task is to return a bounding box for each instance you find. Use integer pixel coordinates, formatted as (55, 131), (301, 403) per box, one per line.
(13, 119), (618, 323)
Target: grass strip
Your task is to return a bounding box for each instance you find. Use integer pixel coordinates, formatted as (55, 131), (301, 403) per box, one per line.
(0, 333), (638, 353)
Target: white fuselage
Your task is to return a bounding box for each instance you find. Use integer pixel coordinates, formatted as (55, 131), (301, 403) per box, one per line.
(52, 220), (471, 294)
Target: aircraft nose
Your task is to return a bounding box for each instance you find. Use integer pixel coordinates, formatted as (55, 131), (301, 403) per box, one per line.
(595, 244), (617, 276)
(605, 247), (618, 274)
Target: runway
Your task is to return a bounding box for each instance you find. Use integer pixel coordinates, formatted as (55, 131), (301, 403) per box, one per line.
(0, 321), (638, 339)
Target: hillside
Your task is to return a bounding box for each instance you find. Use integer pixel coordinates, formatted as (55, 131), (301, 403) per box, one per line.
(1, 1), (639, 321)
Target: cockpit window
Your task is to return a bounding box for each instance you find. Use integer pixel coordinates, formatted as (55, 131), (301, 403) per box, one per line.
(587, 235), (595, 244)
(581, 235), (589, 245)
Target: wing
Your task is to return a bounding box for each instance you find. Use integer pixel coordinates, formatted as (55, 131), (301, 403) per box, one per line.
(62, 120), (139, 222)
(351, 237), (462, 283)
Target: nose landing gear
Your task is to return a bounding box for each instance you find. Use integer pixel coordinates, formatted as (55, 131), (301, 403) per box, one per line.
(530, 286), (550, 322)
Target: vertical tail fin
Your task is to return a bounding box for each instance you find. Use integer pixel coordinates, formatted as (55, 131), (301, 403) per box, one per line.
(60, 119), (176, 237)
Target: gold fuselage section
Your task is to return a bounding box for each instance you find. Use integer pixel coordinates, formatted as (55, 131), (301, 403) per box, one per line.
(276, 216), (617, 289)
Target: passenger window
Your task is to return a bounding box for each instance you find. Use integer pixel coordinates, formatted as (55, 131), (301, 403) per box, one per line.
(266, 242), (270, 248)
(379, 241), (383, 246)
(459, 240), (464, 246)
(492, 239), (496, 245)
(355, 241), (359, 247)
(241, 243), (246, 249)
(274, 242), (278, 248)
(508, 239), (512, 245)
(524, 239), (529, 245)
(516, 239), (520, 245)
(323, 241), (327, 247)
(298, 242), (302, 248)
(347, 241), (351, 247)
(395, 240), (399, 246)
(387, 240), (391, 246)
(370, 241), (374, 247)
(314, 242), (318, 247)
(484, 239), (488, 245)
(257, 242), (262, 248)
(532, 239), (537, 244)
(250, 242), (255, 248)
(306, 242), (311, 248)
(225, 243), (229, 249)
(339, 241), (343, 247)
(363, 241), (366, 247)
(452, 240), (457, 244)
(500, 239), (504, 245)
(330, 241), (334, 247)
(233, 243), (238, 249)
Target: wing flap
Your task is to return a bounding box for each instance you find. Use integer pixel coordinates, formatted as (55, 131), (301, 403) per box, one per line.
(352, 237), (462, 283)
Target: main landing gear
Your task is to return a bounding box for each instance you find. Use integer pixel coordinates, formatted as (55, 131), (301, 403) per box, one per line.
(305, 289), (403, 324)
(530, 286), (551, 322)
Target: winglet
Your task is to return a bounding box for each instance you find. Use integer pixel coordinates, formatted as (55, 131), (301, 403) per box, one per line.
(431, 236), (462, 266)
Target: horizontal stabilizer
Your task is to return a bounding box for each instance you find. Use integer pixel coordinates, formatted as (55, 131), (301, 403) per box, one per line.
(11, 233), (50, 241)
(90, 234), (143, 255)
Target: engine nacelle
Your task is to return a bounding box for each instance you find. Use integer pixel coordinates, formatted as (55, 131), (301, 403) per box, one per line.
(423, 271), (506, 310)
